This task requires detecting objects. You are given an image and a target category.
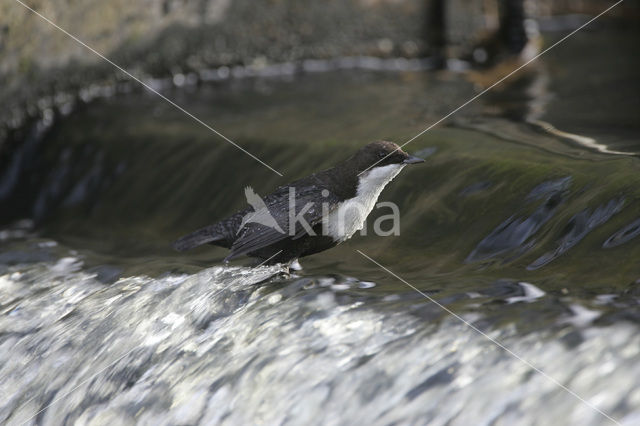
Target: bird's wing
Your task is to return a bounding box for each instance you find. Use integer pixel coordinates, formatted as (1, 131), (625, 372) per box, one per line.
(225, 183), (340, 261)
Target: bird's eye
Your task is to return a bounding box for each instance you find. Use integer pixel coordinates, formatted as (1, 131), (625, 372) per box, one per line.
(378, 152), (387, 159)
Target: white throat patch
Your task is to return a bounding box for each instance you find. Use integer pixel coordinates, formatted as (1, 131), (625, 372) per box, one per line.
(324, 163), (405, 242)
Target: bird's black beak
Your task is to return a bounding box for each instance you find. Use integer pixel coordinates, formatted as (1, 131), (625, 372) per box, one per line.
(403, 154), (425, 164)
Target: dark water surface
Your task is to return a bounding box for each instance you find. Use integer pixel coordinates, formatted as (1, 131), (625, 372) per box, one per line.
(1, 27), (639, 425)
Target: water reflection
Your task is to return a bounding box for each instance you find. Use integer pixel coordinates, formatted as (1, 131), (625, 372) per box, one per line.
(527, 197), (625, 270)
(466, 178), (568, 264)
(603, 217), (640, 248)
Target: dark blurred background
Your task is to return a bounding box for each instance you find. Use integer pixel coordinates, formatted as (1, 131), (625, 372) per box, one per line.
(1, 0), (638, 132)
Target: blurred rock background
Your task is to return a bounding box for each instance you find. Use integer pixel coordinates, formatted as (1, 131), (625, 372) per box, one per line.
(0, 0), (637, 145)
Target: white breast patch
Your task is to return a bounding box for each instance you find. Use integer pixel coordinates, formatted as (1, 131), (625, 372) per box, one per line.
(323, 164), (405, 242)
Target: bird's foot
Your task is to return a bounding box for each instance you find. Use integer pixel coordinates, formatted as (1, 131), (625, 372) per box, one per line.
(289, 259), (303, 271)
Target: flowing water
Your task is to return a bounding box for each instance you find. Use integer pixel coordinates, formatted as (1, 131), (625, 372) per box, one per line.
(1, 27), (639, 425)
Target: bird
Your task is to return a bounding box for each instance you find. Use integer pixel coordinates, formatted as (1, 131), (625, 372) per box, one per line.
(171, 141), (424, 267)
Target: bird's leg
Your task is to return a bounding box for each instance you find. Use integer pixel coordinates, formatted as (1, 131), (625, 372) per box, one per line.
(289, 259), (303, 271)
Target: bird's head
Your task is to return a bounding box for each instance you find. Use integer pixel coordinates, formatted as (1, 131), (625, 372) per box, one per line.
(351, 141), (424, 175)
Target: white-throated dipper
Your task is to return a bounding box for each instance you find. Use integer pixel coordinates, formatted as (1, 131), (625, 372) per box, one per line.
(172, 141), (424, 266)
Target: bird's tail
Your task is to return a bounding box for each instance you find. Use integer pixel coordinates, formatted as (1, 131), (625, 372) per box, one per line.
(171, 224), (227, 252)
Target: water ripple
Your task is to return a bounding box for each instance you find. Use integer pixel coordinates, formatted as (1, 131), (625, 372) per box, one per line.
(527, 197), (625, 270)
(603, 217), (640, 248)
